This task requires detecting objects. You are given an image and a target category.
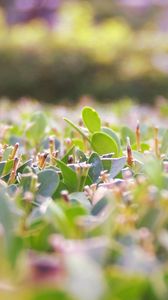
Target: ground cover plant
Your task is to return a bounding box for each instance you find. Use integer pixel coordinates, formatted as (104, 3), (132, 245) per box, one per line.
(1, 99), (168, 299)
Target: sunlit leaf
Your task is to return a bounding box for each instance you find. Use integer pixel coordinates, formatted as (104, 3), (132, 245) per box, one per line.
(91, 132), (118, 156)
(102, 127), (121, 152)
(82, 106), (101, 133)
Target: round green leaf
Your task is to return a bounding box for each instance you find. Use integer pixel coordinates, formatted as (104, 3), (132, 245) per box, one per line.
(82, 106), (101, 133)
(102, 127), (121, 152)
(91, 132), (118, 156)
(37, 169), (60, 197)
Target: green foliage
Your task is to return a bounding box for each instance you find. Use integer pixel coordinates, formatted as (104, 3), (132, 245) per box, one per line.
(88, 152), (103, 182)
(56, 159), (78, 193)
(64, 118), (90, 141)
(32, 290), (72, 300)
(109, 156), (126, 179)
(82, 106), (101, 133)
(102, 127), (121, 153)
(91, 132), (118, 156)
(1, 102), (168, 300)
(37, 169), (60, 197)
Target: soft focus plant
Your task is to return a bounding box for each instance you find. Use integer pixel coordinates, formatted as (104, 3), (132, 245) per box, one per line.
(0, 2), (168, 101)
(0, 100), (168, 299)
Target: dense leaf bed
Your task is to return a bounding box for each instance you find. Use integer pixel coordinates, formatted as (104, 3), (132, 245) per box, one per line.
(1, 100), (168, 299)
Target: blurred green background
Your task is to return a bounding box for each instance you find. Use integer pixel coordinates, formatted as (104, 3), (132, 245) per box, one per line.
(1, 0), (168, 103)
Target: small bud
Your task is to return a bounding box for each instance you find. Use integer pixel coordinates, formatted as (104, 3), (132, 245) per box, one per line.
(99, 170), (109, 183)
(8, 157), (19, 184)
(126, 137), (133, 166)
(9, 143), (19, 160)
(68, 155), (73, 164)
(39, 152), (48, 169)
(61, 190), (70, 203)
(13, 157), (19, 173)
(8, 170), (16, 185)
(75, 164), (81, 175)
